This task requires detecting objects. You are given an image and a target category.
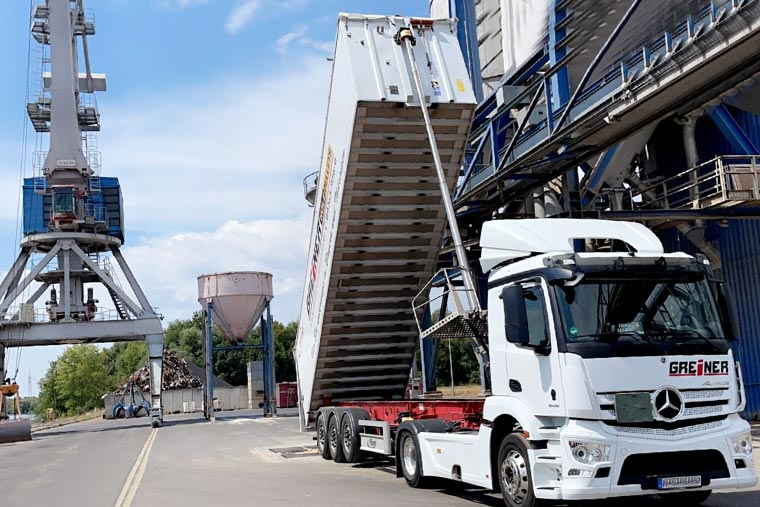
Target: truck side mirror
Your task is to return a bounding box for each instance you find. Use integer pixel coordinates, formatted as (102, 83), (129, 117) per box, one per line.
(717, 283), (740, 341)
(502, 285), (530, 347)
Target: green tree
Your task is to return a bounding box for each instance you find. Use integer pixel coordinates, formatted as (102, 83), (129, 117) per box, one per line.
(435, 338), (481, 387)
(53, 345), (112, 415)
(162, 313), (298, 386)
(19, 397), (37, 415)
(36, 359), (63, 419)
(104, 342), (148, 382)
(274, 321), (298, 382)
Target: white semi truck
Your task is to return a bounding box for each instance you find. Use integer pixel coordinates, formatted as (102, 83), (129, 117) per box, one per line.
(295, 13), (758, 507)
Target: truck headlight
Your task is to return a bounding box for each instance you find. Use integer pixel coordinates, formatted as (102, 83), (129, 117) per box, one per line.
(732, 433), (753, 455)
(568, 441), (610, 464)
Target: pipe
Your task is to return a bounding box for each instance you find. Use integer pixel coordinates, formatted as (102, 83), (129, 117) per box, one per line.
(400, 30), (480, 311)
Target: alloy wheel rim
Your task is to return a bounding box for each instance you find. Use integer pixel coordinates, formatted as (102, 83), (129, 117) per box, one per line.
(402, 437), (417, 476)
(329, 424), (339, 452)
(343, 424), (352, 453)
(317, 420), (326, 450)
(501, 449), (528, 504)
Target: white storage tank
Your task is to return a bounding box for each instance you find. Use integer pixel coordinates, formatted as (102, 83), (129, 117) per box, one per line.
(197, 271), (273, 345)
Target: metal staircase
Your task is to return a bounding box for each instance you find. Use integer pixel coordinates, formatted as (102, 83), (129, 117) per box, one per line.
(101, 257), (129, 320)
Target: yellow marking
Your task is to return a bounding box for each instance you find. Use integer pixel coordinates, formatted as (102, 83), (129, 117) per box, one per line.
(115, 428), (158, 507)
(456, 79), (465, 92)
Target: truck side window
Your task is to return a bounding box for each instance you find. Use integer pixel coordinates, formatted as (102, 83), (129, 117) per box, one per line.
(523, 285), (549, 348)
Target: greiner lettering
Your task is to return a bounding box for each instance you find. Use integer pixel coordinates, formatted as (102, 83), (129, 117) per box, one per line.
(669, 359), (729, 377)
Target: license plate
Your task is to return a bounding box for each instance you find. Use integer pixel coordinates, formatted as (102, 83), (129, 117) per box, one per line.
(657, 475), (702, 490)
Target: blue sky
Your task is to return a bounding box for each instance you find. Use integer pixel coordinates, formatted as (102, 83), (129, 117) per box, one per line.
(0, 0), (429, 394)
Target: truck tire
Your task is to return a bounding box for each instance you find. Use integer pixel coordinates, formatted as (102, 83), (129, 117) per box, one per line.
(340, 413), (362, 463)
(328, 414), (347, 463)
(497, 433), (545, 507)
(316, 412), (331, 460)
(661, 490), (712, 505)
(398, 431), (429, 488)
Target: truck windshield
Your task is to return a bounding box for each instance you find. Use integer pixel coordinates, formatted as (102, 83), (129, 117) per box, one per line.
(554, 271), (730, 358)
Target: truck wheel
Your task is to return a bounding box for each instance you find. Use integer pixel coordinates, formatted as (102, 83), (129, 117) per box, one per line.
(340, 414), (361, 463)
(661, 490), (712, 505)
(328, 415), (347, 463)
(399, 431), (428, 488)
(316, 412), (331, 460)
(498, 433), (544, 507)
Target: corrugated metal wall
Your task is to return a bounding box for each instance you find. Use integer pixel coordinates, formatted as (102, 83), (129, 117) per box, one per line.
(660, 220), (760, 419)
(719, 221), (760, 420)
(655, 104), (760, 419)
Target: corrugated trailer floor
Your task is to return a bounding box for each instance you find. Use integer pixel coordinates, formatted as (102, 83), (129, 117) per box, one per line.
(312, 101), (474, 406)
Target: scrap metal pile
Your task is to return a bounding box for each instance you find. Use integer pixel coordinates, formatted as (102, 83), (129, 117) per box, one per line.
(121, 349), (202, 392)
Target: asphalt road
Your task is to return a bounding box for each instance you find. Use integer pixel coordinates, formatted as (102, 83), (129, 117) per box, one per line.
(0, 411), (758, 507)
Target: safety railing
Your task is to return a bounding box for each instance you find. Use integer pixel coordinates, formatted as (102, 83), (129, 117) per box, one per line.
(412, 268), (486, 341)
(84, 203), (108, 223)
(303, 171), (318, 207)
(637, 155), (760, 210)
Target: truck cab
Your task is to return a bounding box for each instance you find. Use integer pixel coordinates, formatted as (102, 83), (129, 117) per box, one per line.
(407, 219), (757, 505)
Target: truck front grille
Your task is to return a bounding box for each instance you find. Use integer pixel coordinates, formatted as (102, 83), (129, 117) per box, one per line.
(597, 389), (729, 422)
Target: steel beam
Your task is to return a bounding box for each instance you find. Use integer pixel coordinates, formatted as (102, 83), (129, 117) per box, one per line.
(0, 243), (62, 316)
(0, 316), (163, 347)
(68, 242), (144, 316)
(708, 104), (760, 155)
(111, 248), (154, 312)
(0, 249), (31, 302)
(554, 0), (644, 134)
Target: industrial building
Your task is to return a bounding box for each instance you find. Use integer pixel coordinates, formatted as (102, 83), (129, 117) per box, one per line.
(422, 0), (760, 418)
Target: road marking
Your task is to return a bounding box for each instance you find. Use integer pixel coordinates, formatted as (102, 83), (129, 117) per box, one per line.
(115, 428), (158, 507)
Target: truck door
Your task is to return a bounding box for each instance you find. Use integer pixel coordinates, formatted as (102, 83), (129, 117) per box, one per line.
(504, 279), (566, 417)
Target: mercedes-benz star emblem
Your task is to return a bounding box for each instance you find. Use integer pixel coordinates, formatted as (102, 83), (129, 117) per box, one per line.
(654, 387), (684, 421)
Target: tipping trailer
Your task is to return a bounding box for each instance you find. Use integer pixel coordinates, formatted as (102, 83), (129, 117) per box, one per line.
(295, 13), (758, 507)
(294, 14), (477, 423)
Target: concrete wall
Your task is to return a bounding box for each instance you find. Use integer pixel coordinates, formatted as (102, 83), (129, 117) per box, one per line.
(103, 386), (249, 419)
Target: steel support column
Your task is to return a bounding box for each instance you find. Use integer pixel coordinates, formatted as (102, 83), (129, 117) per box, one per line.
(204, 304), (215, 421)
(451, 0), (483, 102)
(548, 2), (570, 110)
(146, 333), (163, 427)
(261, 302), (277, 417)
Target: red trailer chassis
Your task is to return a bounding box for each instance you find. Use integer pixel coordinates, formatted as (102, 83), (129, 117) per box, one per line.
(334, 399), (485, 431)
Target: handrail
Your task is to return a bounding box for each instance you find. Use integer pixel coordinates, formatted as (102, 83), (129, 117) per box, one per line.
(636, 155), (760, 210)
(302, 171), (318, 207)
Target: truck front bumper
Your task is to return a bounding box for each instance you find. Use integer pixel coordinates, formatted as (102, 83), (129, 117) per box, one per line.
(530, 414), (757, 501)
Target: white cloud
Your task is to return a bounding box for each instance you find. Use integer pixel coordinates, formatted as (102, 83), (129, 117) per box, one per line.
(123, 214), (311, 323)
(225, 0), (263, 35)
(153, 0), (209, 9)
(275, 25), (333, 54)
(275, 25), (307, 52)
(96, 55), (330, 232)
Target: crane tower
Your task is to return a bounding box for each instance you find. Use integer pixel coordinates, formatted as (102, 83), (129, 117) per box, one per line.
(0, 0), (164, 428)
